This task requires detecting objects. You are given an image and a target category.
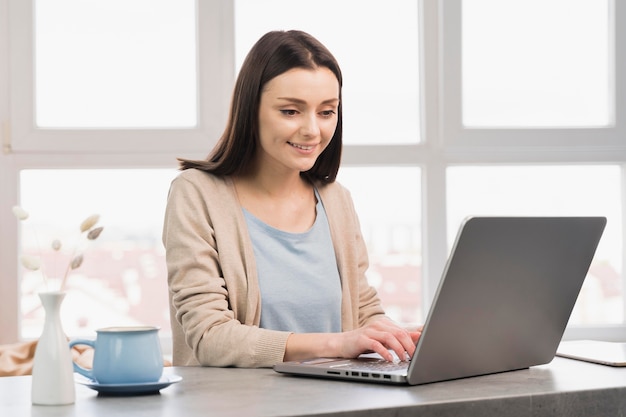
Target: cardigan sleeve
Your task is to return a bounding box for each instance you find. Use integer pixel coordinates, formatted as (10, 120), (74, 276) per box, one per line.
(162, 170), (290, 368)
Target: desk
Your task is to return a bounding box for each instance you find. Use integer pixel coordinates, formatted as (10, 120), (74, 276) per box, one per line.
(1, 357), (626, 417)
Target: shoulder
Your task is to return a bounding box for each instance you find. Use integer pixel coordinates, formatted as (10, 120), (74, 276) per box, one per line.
(316, 180), (354, 207)
(168, 169), (236, 201)
(171, 168), (231, 192)
(167, 169), (238, 211)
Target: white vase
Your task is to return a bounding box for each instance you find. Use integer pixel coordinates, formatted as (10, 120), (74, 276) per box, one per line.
(31, 291), (76, 405)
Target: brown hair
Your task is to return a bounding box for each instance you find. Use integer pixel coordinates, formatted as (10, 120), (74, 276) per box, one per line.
(178, 30), (343, 183)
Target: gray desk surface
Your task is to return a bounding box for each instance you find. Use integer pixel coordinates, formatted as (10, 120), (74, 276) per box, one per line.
(1, 357), (626, 417)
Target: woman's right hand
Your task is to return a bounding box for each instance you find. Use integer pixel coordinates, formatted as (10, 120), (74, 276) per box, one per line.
(332, 319), (422, 362)
(284, 319), (422, 363)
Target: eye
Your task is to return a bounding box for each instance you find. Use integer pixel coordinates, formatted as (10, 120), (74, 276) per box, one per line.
(320, 110), (337, 118)
(280, 109), (298, 116)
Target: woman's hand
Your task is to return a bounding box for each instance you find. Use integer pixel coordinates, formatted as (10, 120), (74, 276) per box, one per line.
(333, 319), (422, 362)
(284, 319), (422, 363)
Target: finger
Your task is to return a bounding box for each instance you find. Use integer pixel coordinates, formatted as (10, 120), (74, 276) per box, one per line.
(385, 326), (417, 358)
(410, 329), (422, 343)
(370, 321), (417, 359)
(371, 330), (410, 362)
(398, 329), (418, 355)
(366, 320), (419, 360)
(368, 339), (395, 362)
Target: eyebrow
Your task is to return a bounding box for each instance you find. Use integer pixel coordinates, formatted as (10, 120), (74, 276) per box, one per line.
(276, 97), (339, 105)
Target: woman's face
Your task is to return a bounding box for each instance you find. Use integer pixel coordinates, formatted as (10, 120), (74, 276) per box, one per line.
(256, 67), (340, 176)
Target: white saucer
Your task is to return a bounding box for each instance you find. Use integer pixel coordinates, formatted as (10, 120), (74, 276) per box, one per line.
(75, 374), (182, 395)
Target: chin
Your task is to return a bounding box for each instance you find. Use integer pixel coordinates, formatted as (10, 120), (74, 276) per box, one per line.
(296, 162), (318, 173)
(292, 159), (318, 172)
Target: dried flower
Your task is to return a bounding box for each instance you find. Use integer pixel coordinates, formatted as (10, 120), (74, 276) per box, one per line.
(20, 255), (41, 271)
(60, 214), (103, 291)
(80, 214), (100, 233)
(12, 206), (29, 221)
(13, 206), (104, 292)
(70, 254), (84, 270)
(87, 227), (104, 240)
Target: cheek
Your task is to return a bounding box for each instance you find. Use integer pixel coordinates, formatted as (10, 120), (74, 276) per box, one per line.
(320, 119), (338, 142)
(259, 114), (293, 141)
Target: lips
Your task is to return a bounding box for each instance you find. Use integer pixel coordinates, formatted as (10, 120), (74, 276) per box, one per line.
(288, 142), (315, 151)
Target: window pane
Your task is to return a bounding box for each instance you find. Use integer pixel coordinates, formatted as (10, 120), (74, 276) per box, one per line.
(337, 167), (422, 324)
(462, 0), (611, 127)
(235, 0), (420, 145)
(19, 169), (177, 339)
(447, 165), (622, 325)
(35, 0), (197, 128)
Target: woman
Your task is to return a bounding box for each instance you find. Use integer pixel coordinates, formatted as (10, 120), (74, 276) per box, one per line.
(163, 30), (421, 368)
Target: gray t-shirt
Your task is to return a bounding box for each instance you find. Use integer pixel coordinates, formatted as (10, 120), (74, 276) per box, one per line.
(243, 191), (342, 333)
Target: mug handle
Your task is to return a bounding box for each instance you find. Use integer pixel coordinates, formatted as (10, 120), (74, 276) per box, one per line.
(68, 339), (95, 380)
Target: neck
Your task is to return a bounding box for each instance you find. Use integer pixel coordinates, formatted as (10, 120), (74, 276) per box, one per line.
(233, 163), (317, 232)
(238, 162), (311, 199)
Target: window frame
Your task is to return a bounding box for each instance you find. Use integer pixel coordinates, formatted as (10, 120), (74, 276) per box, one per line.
(441, 0), (626, 150)
(8, 0), (234, 154)
(1, 0), (626, 345)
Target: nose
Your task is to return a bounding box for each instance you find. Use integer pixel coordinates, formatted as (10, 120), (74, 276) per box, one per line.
(300, 113), (320, 138)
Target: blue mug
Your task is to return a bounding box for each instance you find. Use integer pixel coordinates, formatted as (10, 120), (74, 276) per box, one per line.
(69, 326), (163, 384)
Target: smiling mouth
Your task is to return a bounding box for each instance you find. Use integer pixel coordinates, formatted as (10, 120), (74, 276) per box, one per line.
(288, 142), (315, 151)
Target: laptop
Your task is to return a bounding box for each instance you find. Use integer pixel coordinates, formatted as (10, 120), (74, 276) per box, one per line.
(274, 216), (607, 385)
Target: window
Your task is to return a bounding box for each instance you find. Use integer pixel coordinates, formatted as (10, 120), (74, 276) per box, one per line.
(35, 0), (198, 128)
(441, 0), (623, 148)
(9, 0), (231, 153)
(462, 0), (611, 128)
(3, 0), (626, 346)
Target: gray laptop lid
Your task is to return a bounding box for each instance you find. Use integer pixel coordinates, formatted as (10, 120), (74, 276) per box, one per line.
(406, 216), (606, 384)
(274, 216), (606, 385)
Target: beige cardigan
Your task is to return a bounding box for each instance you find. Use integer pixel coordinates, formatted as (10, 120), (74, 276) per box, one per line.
(162, 169), (386, 368)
